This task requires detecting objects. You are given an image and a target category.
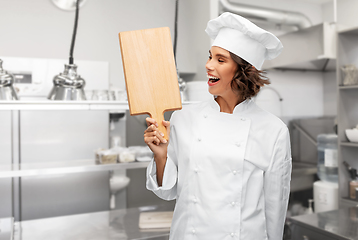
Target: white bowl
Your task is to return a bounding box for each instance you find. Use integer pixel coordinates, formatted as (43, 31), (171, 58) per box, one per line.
(110, 176), (130, 193)
(345, 129), (358, 142)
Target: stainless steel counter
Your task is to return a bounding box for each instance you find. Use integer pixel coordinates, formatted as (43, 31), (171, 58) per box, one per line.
(0, 159), (149, 178)
(13, 205), (172, 240)
(290, 207), (358, 240)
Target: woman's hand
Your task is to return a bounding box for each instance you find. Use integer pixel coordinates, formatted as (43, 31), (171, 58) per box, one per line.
(144, 118), (170, 186)
(144, 118), (170, 161)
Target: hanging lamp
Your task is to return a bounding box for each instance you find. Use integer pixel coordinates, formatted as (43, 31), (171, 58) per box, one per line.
(51, 0), (88, 11)
(0, 59), (19, 100)
(48, 0), (86, 100)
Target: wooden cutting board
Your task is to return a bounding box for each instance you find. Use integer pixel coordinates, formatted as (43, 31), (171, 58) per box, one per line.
(139, 211), (173, 229)
(119, 27), (182, 140)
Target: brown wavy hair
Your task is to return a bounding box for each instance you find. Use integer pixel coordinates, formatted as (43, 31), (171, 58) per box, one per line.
(229, 52), (270, 99)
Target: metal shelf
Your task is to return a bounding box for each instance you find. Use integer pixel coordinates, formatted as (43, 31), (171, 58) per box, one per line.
(13, 205), (172, 240)
(338, 25), (358, 35)
(0, 100), (129, 111)
(339, 85), (358, 90)
(0, 159), (150, 178)
(340, 141), (358, 147)
(337, 30), (358, 206)
(341, 197), (358, 207)
(0, 100), (196, 111)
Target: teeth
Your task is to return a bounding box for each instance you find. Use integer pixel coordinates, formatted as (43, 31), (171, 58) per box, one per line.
(207, 73), (219, 80)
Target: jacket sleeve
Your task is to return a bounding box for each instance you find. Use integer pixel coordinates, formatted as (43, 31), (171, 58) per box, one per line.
(264, 127), (292, 240)
(146, 113), (179, 201)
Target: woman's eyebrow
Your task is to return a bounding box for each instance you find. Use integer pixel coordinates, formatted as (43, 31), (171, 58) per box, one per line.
(208, 50), (229, 59)
(215, 54), (229, 59)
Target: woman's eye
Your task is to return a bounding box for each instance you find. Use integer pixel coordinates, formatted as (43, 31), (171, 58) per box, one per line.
(218, 59), (224, 63)
(208, 56), (212, 59)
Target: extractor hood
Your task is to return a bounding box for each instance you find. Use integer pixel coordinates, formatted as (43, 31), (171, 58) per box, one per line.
(262, 22), (336, 71)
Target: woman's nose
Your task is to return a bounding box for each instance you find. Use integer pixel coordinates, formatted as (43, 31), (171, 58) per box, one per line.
(205, 59), (213, 71)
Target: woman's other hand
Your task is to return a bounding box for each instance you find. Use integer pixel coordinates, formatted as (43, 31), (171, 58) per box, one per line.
(144, 117), (170, 160)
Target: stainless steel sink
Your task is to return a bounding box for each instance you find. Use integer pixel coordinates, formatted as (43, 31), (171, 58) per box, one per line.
(291, 162), (317, 192)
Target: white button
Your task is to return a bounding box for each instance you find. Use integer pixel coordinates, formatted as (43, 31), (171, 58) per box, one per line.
(203, 114), (208, 118)
(198, 138), (202, 142)
(192, 229), (196, 234)
(194, 168), (198, 173)
(232, 170), (237, 175)
(241, 118), (246, 121)
(230, 232), (235, 237)
(193, 198), (197, 203)
(231, 201), (236, 206)
(235, 142), (241, 147)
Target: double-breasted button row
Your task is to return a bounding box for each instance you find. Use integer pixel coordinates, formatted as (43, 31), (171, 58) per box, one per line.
(190, 228), (236, 237)
(196, 137), (242, 149)
(202, 113), (246, 121)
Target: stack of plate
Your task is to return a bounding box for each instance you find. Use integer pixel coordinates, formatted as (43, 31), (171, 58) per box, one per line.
(186, 81), (212, 102)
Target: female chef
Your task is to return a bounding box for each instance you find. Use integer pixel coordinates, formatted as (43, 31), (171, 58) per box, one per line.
(144, 12), (292, 240)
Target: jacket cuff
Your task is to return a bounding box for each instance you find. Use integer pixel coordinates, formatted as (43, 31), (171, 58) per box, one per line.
(146, 157), (177, 191)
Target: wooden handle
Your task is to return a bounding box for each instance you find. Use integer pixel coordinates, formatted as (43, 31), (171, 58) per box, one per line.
(150, 111), (168, 141)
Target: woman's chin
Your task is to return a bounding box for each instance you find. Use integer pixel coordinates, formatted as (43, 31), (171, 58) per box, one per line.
(208, 89), (216, 96)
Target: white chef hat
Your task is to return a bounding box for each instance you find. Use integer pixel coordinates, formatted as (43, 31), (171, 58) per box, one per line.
(205, 12), (283, 70)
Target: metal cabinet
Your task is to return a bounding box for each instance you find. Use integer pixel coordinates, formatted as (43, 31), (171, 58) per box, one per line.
(0, 111), (13, 218)
(291, 224), (339, 240)
(336, 26), (358, 207)
(0, 103), (182, 222)
(0, 109), (111, 221)
(289, 207), (358, 240)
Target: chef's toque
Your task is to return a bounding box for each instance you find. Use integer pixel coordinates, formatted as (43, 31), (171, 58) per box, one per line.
(205, 12), (283, 70)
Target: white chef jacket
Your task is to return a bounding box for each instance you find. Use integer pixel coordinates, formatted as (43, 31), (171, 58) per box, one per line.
(146, 97), (292, 240)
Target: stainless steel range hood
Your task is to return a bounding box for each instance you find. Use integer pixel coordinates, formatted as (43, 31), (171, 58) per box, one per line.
(262, 22), (337, 71)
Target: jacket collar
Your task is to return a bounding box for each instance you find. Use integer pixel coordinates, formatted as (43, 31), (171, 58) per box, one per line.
(208, 96), (253, 115)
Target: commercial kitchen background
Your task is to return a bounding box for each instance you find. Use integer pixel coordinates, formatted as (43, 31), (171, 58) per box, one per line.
(1, 0), (358, 238)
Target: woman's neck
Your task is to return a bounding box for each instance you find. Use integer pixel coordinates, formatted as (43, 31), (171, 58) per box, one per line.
(215, 95), (244, 114)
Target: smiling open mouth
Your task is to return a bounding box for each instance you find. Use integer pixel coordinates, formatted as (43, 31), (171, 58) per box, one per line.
(207, 74), (220, 84)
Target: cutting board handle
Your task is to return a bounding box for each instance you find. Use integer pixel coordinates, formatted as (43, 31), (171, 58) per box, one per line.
(150, 111), (168, 141)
